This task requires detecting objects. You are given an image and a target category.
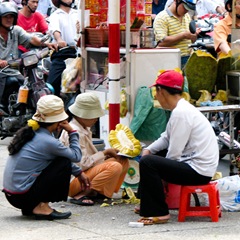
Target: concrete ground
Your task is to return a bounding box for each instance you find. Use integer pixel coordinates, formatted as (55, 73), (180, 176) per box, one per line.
(1, 138), (240, 240)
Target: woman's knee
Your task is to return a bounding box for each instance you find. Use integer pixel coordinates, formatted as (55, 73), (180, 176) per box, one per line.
(107, 161), (123, 174)
(139, 155), (150, 166)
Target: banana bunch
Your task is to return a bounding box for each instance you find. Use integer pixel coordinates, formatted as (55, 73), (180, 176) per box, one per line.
(104, 89), (128, 118)
(108, 123), (142, 157)
(196, 90), (212, 106)
(213, 90), (227, 103)
(120, 89), (128, 118)
(181, 92), (191, 102)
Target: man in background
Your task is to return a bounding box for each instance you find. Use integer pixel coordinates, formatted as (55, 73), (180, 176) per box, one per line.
(17, 0), (48, 54)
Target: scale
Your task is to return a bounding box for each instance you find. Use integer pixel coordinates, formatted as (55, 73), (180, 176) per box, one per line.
(121, 142), (146, 189)
(122, 158), (140, 189)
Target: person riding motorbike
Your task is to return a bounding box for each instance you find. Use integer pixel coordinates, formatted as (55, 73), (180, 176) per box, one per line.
(17, 0), (49, 55)
(213, 0), (240, 55)
(47, 0), (80, 97)
(0, 2), (57, 110)
(154, 0), (200, 68)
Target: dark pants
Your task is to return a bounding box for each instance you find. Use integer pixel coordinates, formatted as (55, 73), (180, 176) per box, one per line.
(139, 155), (211, 217)
(47, 58), (66, 97)
(3, 158), (72, 213)
(47, 48), (76, 97)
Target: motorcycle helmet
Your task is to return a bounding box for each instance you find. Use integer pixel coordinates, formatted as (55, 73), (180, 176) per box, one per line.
(181, 0), (197, 11)
(0, 2), (18, 26)
(52, 0), (75, 8)
(225, 0), (232, 12)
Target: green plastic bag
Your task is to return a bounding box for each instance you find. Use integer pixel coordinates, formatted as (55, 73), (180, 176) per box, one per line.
(130, 86), (170, 141)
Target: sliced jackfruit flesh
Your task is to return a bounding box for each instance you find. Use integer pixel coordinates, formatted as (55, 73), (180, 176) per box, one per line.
(108, 123), (142, 157)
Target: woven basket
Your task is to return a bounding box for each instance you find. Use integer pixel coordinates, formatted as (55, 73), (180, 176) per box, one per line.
(85, 28), (109, 47)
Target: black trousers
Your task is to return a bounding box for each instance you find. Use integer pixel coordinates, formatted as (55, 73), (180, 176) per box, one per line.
(47, 58), (66, 97)
(4, 158), (72, 212)
(139, 155), (212, 217)
(47, 48), (76, 97)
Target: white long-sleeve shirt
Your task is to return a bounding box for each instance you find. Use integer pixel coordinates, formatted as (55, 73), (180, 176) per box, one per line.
(146, 98), (219, 177)
(48, 8), (78, 46)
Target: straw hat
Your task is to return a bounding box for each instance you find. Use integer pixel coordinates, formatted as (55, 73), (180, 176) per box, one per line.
(32, 95), (68, 123)
(69, 92), (104, 119)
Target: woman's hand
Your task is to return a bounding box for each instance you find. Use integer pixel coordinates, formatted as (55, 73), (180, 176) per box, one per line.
(141, 149), (151, 157)
(58, 120), (74, 133)
(78, 172), (91, 190)
(103, 148), (119, 159)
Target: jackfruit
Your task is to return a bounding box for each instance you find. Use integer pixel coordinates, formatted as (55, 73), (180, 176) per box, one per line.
(108, 123), (142, 157)
(216, 53), (231, 90)
(185, 50), (217, 100)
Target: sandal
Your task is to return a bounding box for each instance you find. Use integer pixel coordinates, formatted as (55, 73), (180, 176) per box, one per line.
(137, 215), (170, 225)
(70, 196), (95, 206)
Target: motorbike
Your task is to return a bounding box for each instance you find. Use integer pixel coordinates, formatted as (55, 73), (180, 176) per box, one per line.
(0, 47), (52, 139)
(189, 16), (219, 58)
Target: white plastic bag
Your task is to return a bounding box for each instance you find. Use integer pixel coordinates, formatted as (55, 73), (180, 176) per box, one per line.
(216, 175), (240, 211)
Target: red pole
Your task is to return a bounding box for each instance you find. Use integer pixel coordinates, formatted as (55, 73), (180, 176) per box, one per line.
(108, 0), (120, 131)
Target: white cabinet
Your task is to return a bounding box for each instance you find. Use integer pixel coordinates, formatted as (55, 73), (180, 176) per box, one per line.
(128, 48), (181, 113)
(83, 47), (181, 144)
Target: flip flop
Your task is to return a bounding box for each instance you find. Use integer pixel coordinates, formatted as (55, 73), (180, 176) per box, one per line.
(70, 196), (95, 206)
(137, 216), (169, 225)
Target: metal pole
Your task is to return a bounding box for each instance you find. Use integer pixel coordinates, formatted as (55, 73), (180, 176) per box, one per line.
(108, 0), (120, 131)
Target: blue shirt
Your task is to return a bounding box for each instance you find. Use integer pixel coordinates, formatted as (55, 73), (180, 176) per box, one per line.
(3, 128), (82, 193)
(152, 0), (167, 15)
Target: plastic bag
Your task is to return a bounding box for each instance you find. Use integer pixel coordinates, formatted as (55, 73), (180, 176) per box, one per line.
(216, 175), (240, 211)
(61, 57), (82, 93)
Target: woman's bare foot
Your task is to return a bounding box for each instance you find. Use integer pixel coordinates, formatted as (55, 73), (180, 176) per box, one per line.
(137, 214), (170, 225)
(32, 202), (53, 215)
(72, 189), (97, 205)
(134, 205), (140, 214)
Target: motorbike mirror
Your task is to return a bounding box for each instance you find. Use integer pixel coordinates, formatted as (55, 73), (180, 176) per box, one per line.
(189, 20), (196, 34)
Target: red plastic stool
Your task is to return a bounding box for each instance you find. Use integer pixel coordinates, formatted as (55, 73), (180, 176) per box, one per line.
(165, 183), (181, 209)
(178, 182), (221, 222)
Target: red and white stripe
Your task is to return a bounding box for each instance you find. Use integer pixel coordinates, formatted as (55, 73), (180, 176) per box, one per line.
(108, 0), (120, 131)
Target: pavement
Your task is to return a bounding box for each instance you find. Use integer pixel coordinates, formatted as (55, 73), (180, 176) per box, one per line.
(1, 138), (240, 240)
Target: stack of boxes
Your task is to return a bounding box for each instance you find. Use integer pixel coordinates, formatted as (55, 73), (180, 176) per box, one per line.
(86, 0), (108, 28)
(85, 0), (154, 47)
(86, 0), (153, 29)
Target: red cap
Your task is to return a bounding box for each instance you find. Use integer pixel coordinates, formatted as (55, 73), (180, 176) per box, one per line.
(150, 70), (184, 90)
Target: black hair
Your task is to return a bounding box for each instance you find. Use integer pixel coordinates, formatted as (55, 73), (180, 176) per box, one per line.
(157, 84), (183, 95)
(8, 122), (53, 155)
(225, 0), (232, 12)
